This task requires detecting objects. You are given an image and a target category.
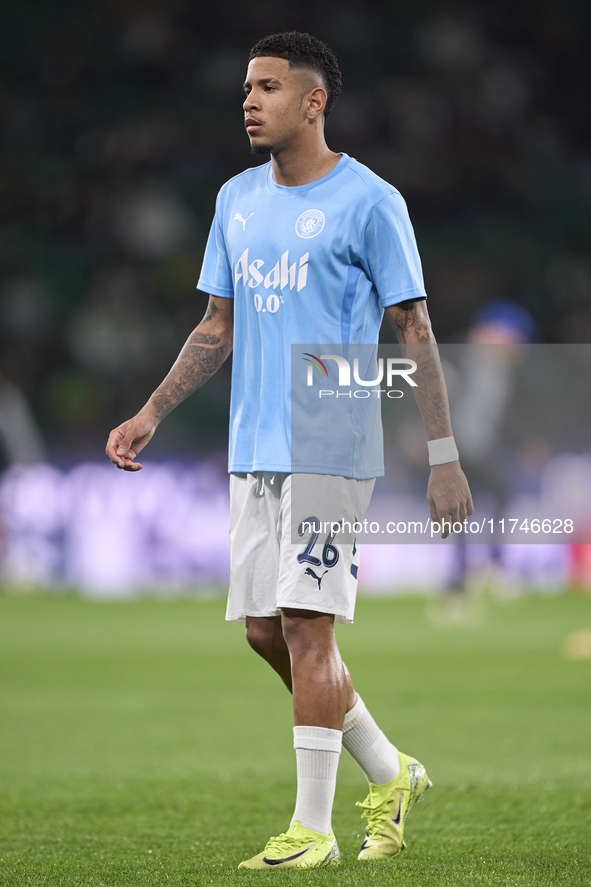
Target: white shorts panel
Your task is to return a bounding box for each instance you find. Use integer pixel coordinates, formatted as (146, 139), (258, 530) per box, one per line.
(226, 472), (375, 624)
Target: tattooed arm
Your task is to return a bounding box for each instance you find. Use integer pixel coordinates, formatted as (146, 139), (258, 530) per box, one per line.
(105, 295), (233, 471)
(385, 298), (473, 535)
(386, 298), (452, 439)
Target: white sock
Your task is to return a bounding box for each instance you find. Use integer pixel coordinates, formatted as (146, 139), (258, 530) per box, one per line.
(291, 726), (342, 836)
(342, 696), (400, 785)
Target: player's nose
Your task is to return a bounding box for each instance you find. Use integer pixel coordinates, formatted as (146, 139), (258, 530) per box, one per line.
(243, 93), (258, 112)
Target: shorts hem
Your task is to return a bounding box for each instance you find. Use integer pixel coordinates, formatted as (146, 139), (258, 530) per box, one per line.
(226, 609), (354, 625)
(225, 602), (355, 624)
(225, 609), (281, 622)
(276, 600), (352, 620)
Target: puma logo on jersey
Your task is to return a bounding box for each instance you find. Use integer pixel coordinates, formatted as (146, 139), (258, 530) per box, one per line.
(234, 212), (254, 231)
(304, 567), (328, 590)
(235, 248), (309, 292)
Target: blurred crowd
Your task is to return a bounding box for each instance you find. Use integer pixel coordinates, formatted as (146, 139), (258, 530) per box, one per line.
(1, 0), (590, 461)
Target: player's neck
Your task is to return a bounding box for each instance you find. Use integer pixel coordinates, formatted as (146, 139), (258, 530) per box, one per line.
(270, 139), (340, 188)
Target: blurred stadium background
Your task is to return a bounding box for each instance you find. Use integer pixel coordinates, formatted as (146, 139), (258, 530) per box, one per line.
(1, 0), (591, 596)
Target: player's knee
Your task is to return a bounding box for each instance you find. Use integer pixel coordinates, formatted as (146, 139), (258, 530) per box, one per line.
(245, 619), (274, 661)
(281, 608), (333, 656)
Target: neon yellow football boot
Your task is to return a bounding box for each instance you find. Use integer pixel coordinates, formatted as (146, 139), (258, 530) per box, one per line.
(238, 821), (340, 870)
(356, 750), (432, 860)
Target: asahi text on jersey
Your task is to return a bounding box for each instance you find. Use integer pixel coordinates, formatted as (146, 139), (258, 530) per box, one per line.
(234, 249), (309, 292)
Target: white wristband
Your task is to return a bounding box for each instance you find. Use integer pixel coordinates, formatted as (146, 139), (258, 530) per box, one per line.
(428, 436), (459, 466)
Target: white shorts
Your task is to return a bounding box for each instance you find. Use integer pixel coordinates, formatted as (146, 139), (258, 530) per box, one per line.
(227, 472), (375, 624)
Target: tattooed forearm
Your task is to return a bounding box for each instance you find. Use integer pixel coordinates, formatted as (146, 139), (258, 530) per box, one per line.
(385, 299), (452, 440)
(150, 335), (231, 422)
(148, 296), (233, 422)
(387, 299), (434, 343)
(201, 298), (218, 324)
(191, 331), (220, 345)
(409, 353), (453, 439)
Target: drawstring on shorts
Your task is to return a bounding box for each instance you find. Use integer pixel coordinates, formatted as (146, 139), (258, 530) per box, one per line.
(253, 472), (277, 498)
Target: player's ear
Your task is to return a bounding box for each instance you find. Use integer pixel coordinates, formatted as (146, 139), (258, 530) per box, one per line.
(306, 86), (327, 120)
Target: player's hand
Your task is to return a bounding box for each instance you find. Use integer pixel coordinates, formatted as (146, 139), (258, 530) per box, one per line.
(105, 407), (159, 471)
(427, 462), (474, 538)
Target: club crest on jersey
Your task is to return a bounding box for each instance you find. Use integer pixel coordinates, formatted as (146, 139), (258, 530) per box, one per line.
(295, 209), (325, 239)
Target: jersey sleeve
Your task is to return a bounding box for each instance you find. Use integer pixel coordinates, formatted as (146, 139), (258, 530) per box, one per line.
(196, 198), (234, 298)
(362, 191), (427, 308)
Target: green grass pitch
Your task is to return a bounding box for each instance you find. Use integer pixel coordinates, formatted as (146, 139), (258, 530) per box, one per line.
(0, 590), (590, 886)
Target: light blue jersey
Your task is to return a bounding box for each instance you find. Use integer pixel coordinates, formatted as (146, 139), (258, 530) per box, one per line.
(197, 153), (426, 477)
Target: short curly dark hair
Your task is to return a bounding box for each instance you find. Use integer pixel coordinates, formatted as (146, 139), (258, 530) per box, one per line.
(248, 32), (342, 119)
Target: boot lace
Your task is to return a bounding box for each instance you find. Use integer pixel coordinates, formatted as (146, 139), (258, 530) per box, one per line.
(355, 790), (394, 839)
